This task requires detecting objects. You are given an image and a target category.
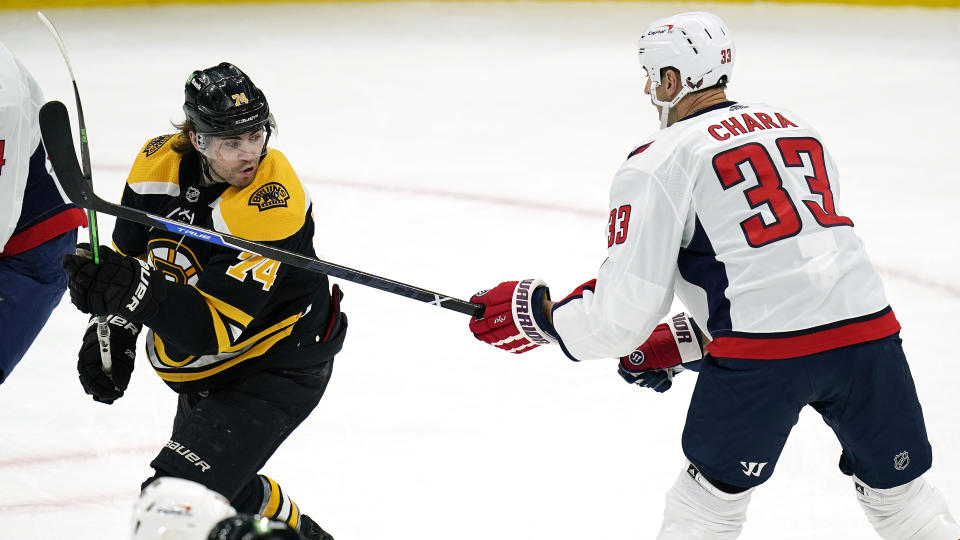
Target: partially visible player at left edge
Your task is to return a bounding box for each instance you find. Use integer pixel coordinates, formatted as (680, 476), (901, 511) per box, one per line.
(61, 62), (346, 539)
(0, 40), (86, 384)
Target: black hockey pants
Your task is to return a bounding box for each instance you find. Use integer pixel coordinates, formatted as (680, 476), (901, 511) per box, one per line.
(144, 312), (346, 511)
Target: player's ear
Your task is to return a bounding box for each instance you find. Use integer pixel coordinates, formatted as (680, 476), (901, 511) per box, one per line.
(664, 68), (681, 94)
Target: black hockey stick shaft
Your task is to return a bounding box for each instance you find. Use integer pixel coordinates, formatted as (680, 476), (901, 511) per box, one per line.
(39, 101), (485, 318)
(37, 11), (115, 374)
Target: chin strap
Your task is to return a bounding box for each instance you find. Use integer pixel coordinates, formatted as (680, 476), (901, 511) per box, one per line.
(650, 81), (691, 129)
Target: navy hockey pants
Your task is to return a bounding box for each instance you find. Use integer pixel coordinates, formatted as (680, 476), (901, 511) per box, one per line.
(0, 229), (76, 383)
(682, 334), (932, 490)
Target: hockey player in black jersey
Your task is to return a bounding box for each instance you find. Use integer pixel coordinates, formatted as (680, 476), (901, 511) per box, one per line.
(61, 63), (346, 540)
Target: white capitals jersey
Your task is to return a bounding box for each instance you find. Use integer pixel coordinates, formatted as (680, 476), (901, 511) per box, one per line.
(0, 41), (45, 252)
(551, 101), (900, 361)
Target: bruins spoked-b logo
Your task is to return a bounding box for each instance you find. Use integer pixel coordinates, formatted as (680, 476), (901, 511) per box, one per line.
(248, 182), (290, 211)
(143, 134), (173, 157)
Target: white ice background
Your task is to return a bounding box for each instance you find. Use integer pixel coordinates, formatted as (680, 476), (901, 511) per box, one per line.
(1, 2), (959, 539)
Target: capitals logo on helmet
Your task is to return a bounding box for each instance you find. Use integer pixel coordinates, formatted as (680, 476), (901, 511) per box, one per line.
(637, 12), (734, 127)
(637, 11), (735, 91)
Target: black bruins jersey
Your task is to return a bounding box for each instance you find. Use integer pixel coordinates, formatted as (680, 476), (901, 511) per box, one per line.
(114, 134), (338, 392)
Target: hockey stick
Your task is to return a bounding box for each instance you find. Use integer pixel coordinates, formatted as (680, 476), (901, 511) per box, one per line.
(38, 101), (485, 318)
(37, 11), (116, 374)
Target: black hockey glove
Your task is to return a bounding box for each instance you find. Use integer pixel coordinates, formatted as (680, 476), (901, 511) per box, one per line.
(62, 243), (167, 324)
(78, 315), (141, 404)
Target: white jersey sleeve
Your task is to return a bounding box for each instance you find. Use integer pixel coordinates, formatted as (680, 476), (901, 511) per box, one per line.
(552, 102), (897, 361)
(0, 42), (44, 252)
(551, 143), (692, 359)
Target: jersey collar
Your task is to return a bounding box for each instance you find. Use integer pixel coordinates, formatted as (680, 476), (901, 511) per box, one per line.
(678, 101), (738, 123)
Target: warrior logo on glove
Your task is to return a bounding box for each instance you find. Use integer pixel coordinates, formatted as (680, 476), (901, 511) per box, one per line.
(469, 279), (556, 354)
(625, 350), (646, 367)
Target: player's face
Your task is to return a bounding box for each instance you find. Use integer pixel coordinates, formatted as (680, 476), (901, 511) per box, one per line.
(195, 129), (266, 188)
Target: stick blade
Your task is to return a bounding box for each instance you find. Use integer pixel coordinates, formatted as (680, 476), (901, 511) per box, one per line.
(39, 100), (93, 209)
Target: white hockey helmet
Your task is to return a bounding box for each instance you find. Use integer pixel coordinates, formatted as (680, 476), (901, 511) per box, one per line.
(637, 12), (735, 127)
(131, 477), (237, 540)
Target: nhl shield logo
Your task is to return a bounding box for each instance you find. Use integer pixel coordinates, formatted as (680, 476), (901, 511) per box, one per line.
(893, 451), (910, 471)
(185, 186), (200, 203)
(143, 134), (173, 157)
(248, 182), (290, 211)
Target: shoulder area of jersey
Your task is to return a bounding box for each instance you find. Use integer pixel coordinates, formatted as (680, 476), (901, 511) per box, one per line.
(126, 134), (185, 195)
(213, 149), (312, 242)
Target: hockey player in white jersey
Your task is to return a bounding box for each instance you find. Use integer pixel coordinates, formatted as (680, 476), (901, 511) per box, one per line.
(0, 41), (86, 384)
(468, 11), (959, 540)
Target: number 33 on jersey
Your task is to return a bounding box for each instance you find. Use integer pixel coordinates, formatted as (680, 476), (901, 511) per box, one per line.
(554, 101), (895, 362)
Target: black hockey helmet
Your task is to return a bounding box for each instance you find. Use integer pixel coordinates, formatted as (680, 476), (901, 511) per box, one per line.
(183, 62), (272, 137)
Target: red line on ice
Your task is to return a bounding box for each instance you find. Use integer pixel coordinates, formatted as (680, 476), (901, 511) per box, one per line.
(0, 492), (136, 514)
(0, 444), (155, 468)
(93, 164), (960, 299)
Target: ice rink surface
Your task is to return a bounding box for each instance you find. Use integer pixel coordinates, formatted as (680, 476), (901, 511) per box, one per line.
(1, 2), (959, 538)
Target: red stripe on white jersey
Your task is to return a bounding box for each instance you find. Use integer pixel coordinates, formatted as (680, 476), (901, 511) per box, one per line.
(0, 208), (87, 257)
(707, 309), (901, 360)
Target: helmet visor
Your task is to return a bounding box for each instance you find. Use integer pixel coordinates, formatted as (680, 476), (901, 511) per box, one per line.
(196, 128), (266, 162)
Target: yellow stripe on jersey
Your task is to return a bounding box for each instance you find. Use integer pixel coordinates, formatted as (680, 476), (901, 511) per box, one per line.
(205, 300), (233, 353)
(196, 288), (254, 327)
(153, 337), (196, 368)
(214, 150), (308, 242)
(152, 312), (301, 382)
(126, 134), (183, 192)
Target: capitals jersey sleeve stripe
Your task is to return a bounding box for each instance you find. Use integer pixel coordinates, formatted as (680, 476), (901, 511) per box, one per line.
(553, 279), (597, 310)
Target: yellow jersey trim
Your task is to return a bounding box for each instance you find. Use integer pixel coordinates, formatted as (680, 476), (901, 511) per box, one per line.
(127, 135), (183, 189)
(214, 150), (308, 242)
(154, 337), (197, 368)
(196, 288), (255, 327)
(152, 312), (301, 381)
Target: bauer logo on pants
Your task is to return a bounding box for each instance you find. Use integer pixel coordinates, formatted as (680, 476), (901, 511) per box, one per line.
(164, 440), (212, 472)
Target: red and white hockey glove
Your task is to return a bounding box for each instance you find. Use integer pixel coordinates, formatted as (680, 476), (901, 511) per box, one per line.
(469, 279), (557, 354)
(618, 312), (704, 392)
